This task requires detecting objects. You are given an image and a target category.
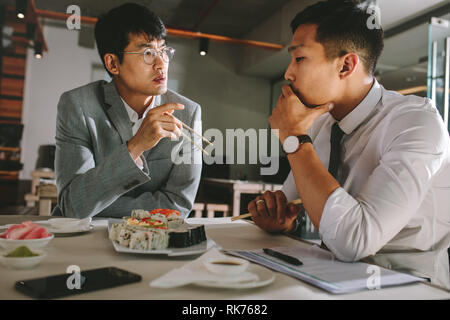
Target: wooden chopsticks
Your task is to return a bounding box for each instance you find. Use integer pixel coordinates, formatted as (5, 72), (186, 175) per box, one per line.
(166, 113), (212, 156)
(179, 131), (210, 156)
(231, 198), (303, 221)
(180, 122), (213, 147)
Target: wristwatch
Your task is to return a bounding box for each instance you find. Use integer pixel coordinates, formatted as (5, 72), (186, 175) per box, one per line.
(283, 135), (312, 154)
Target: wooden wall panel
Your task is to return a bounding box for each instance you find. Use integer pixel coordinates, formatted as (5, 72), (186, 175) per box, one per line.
(2, 56), (26, 76)
(0, 3), (45, 181)
(0, 77), (24, 97)
(0, 98), (23, 119)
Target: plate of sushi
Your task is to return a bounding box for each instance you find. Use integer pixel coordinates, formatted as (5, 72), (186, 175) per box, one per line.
(108, 208), (216, 256)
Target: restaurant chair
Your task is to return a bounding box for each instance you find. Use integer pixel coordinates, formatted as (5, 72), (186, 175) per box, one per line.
(37, 183), (57, 216)
(24, 144), (56, 208)
(206, 203), (231, 218)
(192, 202), (205, 218)
(24, 169), (55, 207)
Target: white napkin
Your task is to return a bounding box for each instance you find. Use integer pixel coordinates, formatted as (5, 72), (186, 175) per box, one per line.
(150, 248), (259, 288)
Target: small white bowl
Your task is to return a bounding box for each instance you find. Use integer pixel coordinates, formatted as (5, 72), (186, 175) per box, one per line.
(0, 250), (46, 269)
(203, 257), (250, 276)
(0, 234), (54, 251)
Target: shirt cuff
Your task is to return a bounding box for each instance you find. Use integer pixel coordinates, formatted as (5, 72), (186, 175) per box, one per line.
(127, 149), (144, 171)
(319, 187), (359, 241)
(135, 155), (144, 171)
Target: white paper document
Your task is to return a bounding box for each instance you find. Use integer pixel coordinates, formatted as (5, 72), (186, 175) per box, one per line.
(227, 245), (426, 294)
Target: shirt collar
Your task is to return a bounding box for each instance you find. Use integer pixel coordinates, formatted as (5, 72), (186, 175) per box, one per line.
(120, 96), (157, 125)
(338, 79), (382, 135)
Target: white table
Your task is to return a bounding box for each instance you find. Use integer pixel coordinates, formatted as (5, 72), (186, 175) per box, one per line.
(0, 215), (449, 300)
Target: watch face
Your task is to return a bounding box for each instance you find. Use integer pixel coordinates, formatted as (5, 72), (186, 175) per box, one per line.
(283, 136), (299, 154)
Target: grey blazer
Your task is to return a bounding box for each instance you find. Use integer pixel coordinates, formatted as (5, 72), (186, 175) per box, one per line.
(52, 80), (202, 219)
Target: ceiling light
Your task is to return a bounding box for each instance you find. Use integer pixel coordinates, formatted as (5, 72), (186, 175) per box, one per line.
(16, 0), (27, 19)
(199, 38), (209, 56)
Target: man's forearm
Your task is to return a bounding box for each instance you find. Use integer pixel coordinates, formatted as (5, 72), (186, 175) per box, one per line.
(286, 143), (340, 229)
(56, 143), (150, 219)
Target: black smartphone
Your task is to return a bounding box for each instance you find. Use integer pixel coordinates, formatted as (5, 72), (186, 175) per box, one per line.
(15, 266), (142, 299)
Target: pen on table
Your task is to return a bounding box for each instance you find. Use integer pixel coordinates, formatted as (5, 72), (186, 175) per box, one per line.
(262, 248), (303, 266)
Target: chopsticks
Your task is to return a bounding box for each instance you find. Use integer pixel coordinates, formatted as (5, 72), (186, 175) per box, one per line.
(180, 122), (213, 147)
(165, 112), (212, 156)
(231, 198), (303, 221)
(180, 130), (210, 156)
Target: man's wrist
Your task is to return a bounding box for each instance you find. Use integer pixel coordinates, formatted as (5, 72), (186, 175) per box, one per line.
(286, 214), (303, 235)
(127, 139), (143, 160)
(285, 218), (299, 234)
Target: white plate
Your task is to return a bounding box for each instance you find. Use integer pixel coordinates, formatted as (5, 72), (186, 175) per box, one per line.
(46, 225), (94, 236)
(194, 264), (275, 289)
(108, 219), (215, 257)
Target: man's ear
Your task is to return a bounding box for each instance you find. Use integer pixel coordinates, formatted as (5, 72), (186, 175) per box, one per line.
(338, 53), (359, 79)
(104, 53), (120, 76)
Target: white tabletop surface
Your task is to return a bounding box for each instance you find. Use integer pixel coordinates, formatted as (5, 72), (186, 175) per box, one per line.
(0, 215), (449, 300)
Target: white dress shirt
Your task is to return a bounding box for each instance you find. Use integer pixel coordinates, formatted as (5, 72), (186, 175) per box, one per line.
(282, 80), (450, 289)
(121, 97), (156, 136)
(121, 96), (156, 170)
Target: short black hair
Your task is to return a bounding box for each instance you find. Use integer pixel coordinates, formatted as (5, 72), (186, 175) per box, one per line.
(94, 3), (167, 76)
(290, 0), (384, 75)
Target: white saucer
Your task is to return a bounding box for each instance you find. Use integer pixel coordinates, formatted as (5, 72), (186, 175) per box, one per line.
(46, 225), (94, 236)
(194, 264), (275, 289)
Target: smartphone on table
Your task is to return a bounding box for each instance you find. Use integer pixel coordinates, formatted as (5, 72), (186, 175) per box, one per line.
(15, 266), (142, 299)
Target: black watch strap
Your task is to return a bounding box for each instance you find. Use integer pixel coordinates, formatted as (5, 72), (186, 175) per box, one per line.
(297, 135), (312, 145)
(287, 204), (306, 236)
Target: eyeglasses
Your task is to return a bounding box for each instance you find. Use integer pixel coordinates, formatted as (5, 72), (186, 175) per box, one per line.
(121, 47), (175, 64)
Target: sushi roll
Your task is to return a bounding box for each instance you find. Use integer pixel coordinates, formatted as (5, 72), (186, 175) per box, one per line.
(124, 217), (140, 226)
(131, 209), (150, 219)
(117, 227), (133, 247)
(129, 231), (151, 250)
(108, 223), (123, 242)
(117, 208), (206, 250)
(148, 213), (168, 224)
(187, 224), (207, 245)
(168, 218), (184, 229)
(149, 229), (169, 250)
(149, 208), (180, 217)
(187, 225), (201, 245)
(168, 229), (191, 248)
(196, 225), (207, 242)
(166, 211), (183, 228)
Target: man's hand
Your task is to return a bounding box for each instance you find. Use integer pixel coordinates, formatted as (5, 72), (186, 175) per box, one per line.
(269, 85), (333, 143)
(248, 190), (302, 233)
(127, 103), (184, 160)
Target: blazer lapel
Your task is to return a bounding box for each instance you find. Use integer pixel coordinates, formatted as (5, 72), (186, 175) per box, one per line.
(103, 81), (133, 144)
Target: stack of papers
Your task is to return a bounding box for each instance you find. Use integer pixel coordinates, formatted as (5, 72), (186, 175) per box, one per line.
(227, 245), (425, 294)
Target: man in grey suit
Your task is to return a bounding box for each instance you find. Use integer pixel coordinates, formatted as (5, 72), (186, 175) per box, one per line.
(52, 3), (202, 219)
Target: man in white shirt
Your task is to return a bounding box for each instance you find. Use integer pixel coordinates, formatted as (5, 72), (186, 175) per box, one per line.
(248, 0), (450, 290)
